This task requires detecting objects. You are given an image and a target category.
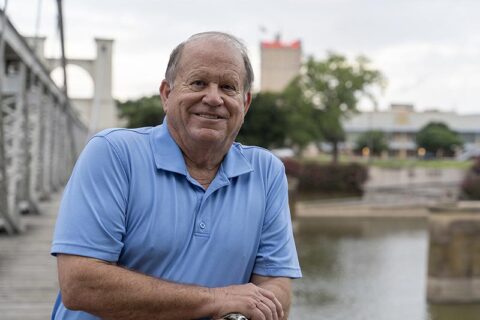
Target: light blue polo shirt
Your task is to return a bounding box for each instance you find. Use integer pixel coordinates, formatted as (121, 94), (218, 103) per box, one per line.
(51, 121), (301, 319)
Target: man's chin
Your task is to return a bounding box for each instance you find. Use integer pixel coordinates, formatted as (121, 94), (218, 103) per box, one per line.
(190, 129), (227, 145)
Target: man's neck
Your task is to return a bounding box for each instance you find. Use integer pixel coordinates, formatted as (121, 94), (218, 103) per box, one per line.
(184, 155), (221, 189)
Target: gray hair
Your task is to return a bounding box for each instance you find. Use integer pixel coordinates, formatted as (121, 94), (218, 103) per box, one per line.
(165, 31), (254, 94)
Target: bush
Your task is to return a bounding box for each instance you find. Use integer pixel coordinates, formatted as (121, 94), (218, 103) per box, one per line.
(282, 157), (303, 178)
(460, 158), (480, 200)
(281, 159), (368, 196)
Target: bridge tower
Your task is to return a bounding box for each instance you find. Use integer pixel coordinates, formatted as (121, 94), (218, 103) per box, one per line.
(26, 37), (118, 135)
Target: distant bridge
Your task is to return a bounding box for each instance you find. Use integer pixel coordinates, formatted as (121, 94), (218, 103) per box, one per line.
(0, 11), (88, 234)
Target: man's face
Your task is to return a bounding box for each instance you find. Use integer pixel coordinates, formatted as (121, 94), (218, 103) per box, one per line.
(160, 38), (251, 151)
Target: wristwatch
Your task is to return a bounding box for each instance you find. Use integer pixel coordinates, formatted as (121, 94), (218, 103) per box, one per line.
(222, 313), (248, 320)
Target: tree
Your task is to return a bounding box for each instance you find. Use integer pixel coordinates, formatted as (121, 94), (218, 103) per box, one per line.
(292, 53), (385, 162)
(416, 122), (463, 157)
(117, 95), (165, 128)
(281, 81), (322, 153)
(355, 130), (389, 156)
(237, 92), (287, 148)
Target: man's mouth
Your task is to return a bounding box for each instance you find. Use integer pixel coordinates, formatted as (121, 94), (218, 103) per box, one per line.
(195, 113), (225, 120)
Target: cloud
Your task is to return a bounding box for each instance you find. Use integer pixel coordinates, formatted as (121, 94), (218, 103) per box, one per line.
(6, 0), (480, 113)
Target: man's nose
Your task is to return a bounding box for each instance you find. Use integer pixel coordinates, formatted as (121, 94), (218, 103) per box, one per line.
(202, 84), (223, 106)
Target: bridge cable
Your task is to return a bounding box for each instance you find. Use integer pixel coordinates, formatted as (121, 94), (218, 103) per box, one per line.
(55, 0), (78, 170)
(32, 0), (43, 52)
(56, 0), (68, 96)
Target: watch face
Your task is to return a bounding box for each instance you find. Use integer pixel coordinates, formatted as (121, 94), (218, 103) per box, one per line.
(223, 314), (248, 320)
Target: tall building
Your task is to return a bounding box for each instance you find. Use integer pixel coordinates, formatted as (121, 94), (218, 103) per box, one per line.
(260, 36), (301, 92)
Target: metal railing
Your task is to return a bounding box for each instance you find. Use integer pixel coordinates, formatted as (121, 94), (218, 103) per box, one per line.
(0, 10), (88, 234)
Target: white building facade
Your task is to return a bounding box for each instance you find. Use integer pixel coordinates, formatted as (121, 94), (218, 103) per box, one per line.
(343, 104), (480, 158)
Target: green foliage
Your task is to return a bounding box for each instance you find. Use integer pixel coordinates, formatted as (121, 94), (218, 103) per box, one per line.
(461, 158), (480, 200)
(354, 130), (389, 156)
(117, 95), (164, 128)
(287, 52), (386, 162)
(237, 92), (287, 148)
(416, 122), (463, 157)
(281, 79), (322, 152)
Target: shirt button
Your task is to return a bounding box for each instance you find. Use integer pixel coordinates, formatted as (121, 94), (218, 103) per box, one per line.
(199, 222), (206, 229)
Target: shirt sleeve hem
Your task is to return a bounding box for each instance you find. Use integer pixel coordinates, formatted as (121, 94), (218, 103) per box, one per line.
(51, 244), (120, 262)
(253, 266), (302, 279)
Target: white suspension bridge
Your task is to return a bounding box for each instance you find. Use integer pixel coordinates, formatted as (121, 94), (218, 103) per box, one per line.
(0, 2), (118, 317)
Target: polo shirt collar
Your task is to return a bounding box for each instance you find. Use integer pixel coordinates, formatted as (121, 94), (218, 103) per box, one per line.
(150, 118), (253, 179)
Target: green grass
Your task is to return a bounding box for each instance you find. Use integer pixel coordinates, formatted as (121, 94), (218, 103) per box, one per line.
(304, 154), (473, 169)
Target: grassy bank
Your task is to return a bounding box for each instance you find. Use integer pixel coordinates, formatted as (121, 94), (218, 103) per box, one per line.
(304, 154), (473, 170)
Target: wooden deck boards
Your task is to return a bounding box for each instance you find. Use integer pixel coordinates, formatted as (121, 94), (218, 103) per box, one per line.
(0, 193), (61, 320)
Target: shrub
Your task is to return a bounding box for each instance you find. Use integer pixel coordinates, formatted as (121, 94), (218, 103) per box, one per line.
(460, 158), (480, 200)
(281, 159), (368, 196)
(282, 157), (303, 178)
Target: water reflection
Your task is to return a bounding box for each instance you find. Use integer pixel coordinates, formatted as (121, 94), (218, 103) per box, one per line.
(290, 217), (480, 320)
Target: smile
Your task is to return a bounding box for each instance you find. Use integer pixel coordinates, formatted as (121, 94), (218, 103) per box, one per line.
(195, 113), (225, 120)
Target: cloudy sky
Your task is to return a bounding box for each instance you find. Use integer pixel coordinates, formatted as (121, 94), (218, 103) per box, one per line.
(6, 0), (480, 114)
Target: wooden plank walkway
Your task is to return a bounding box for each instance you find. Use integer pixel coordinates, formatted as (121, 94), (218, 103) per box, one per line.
(0, 193), (61, 320)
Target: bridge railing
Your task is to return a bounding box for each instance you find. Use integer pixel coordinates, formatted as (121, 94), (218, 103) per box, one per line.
(0, 12), (88, 234)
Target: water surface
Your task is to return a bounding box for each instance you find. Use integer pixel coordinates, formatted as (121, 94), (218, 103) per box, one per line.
(290, 217), (480, 320)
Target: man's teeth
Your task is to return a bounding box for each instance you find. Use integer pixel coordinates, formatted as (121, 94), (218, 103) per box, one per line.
(197, 114), (221, 119)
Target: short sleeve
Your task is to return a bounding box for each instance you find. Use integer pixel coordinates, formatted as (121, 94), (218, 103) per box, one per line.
(51, 136), (129, 262)
(253, 165), (302, 278)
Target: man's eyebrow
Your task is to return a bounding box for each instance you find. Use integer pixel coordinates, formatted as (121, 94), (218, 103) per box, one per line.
(184, 70), (206, 79)
(221, 72), (241, 82)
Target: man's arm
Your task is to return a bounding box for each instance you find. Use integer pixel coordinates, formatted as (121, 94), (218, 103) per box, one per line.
(251, 275), (291, 320)
(58, 254), (282, 320)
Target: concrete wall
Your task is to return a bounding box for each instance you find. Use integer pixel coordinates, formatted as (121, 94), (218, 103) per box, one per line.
(428, 210), (480, 303)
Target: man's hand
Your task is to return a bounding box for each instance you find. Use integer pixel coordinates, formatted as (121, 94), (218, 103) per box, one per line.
(251, 276), (292, 319)
(212, 283), (283, 320)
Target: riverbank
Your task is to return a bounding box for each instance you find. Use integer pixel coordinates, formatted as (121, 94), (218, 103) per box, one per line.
(296, 200), (429, 219)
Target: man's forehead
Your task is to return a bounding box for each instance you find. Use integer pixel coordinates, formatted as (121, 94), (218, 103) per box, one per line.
(177, 38), (245, 77)
(180, 38), (242, 64)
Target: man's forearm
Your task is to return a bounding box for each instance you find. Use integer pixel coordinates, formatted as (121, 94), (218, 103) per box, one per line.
(58, 254), (214, 319)
(58, 254), (283, 320)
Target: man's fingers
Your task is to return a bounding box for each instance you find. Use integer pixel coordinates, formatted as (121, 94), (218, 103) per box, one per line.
(256, 299), (275, 320)
(250, 305), (267, 320)
(259, 296), (278, 320)
(212, 283), (283, 320)
(258, 287), (283, 319)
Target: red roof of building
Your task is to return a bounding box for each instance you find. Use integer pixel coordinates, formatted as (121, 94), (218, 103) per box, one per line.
(261, 40), (301, 49)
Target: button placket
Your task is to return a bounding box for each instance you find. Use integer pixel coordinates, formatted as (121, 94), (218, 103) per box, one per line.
(194, 190), (210, 236)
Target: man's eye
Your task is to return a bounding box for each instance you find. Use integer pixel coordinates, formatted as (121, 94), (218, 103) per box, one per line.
(222, 84), (237, 93)
(189, 80), (206, 90)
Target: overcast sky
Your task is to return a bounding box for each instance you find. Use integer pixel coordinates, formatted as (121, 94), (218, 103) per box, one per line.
(6, 0), (480, 114)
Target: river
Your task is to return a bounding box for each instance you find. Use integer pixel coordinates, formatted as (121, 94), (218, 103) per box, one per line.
(289, 217), (480, 320)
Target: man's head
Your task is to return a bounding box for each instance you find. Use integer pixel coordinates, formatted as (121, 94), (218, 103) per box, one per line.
(159, 32), (254, 153)
(165, 32), (254, 95)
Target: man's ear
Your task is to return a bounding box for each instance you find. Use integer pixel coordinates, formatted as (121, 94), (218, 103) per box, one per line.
(159, 80), (171, 112)
(243, 91), (252, 115)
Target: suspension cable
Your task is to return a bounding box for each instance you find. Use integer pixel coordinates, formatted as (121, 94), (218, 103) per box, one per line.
(56, 0), (68, 96)
(32, 0), (43, 52)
